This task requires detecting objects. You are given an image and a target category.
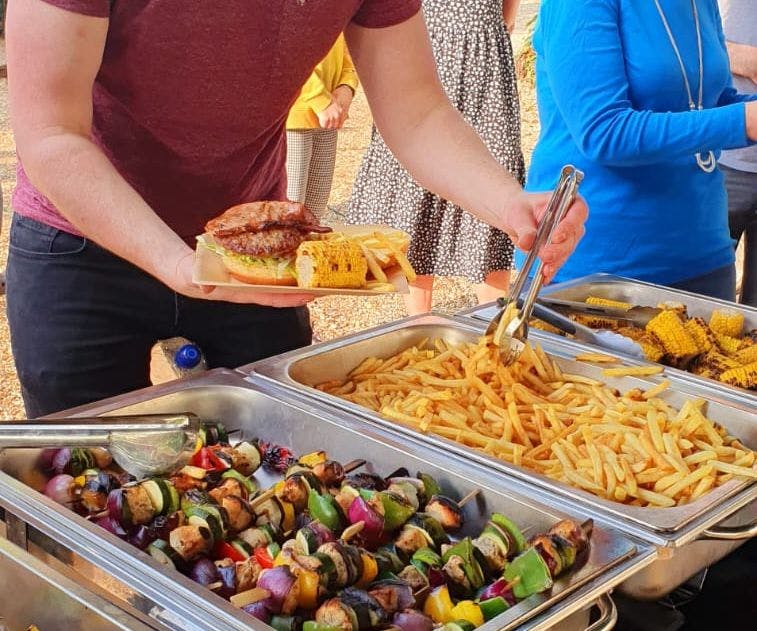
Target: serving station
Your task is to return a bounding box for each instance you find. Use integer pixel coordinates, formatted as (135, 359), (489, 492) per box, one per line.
(0, 276), (753, 631)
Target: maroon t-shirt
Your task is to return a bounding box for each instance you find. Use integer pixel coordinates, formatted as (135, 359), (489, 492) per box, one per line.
(14, 0), (421, 241)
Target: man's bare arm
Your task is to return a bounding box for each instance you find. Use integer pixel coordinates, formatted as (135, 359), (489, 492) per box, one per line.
(346, 13), (587, 279)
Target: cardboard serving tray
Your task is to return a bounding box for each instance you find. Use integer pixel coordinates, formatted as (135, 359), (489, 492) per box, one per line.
(193, 233), (410, 295)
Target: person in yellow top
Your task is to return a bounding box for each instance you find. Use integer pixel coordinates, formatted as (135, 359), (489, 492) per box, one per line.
(286, 34), (359, 218)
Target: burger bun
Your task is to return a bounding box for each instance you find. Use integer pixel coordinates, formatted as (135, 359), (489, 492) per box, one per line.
(221, 254), (297, 286)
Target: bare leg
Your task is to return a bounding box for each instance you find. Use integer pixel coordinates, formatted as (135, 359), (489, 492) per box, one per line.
(405, 274), (434, 316)
(475, 269), (511, 305)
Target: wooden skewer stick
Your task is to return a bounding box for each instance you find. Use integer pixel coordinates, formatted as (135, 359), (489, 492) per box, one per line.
(249, 488), (276, 509)
(85, 509), (109, 521)
(343, 459), (367, 474)
(340, 520), (365, 542)
(457, 488), (481, 508)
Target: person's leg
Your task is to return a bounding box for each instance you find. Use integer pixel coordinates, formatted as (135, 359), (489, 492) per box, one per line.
(177, 296), (312, 370)
(721, 165), (757, 306)
(285, 130), (314, 204)
(405, 275), (434, 316)
(5, 215), (172, 417)
(743, 213), (757, 306)
(668, 264), (737, 302)
(304, 128), (339, 218)
(475, 270), (511, 305)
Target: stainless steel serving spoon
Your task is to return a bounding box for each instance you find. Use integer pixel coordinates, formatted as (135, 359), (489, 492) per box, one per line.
(0, 414), (199, 478)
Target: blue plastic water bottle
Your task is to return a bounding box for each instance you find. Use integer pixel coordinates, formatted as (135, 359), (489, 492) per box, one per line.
(173, 343), (208, 378)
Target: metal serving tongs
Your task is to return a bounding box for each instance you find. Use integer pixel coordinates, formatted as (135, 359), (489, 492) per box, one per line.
(537, 296), (663, 328)
(0, 414), (199, 478)
(486, 165), (584, 365)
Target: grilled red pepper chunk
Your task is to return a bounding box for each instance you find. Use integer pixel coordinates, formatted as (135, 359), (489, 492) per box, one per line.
(214, 540), (247, 563)
(190, 447), (230, 472)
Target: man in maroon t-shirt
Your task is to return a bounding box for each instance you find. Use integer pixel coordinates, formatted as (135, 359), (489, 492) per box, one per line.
(5, 0), (587, 416)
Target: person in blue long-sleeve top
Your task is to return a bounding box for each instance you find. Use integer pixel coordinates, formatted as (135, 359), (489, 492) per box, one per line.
(522, 0), (757, 300)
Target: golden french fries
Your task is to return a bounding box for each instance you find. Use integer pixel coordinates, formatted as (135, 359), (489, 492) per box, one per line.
(317, 336), (756, 508)
(602, 365), (665, 377)
(575, 352), (621, 363)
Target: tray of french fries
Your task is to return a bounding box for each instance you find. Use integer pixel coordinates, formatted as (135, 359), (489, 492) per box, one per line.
(458, 273), (757, 398)
(194, 224), (416, 295)
(247, 315), (756, 536)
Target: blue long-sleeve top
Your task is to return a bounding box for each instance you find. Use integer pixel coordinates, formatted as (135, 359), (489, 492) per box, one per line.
(521, 0), (756, 285)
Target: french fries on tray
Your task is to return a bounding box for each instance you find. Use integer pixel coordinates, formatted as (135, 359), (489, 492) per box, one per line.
(317, 336), (756, 508)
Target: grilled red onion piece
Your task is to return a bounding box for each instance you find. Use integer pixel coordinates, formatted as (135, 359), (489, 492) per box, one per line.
(393, 610), (434, 631)
(44, 474), (75, 505)
(190, 558), (219, 586)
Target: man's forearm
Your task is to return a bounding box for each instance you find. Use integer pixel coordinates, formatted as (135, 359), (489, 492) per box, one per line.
(376, 97), (521, 232)
(727, 41), (757, 83)
(20, 133), (190, 285)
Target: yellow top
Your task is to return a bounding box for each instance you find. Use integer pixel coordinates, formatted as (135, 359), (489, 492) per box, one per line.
(286, 34), (359, 130)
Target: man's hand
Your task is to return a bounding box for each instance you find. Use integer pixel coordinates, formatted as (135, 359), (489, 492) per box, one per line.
(504, 192), (588, 282)
(348, 13), (589, 280)
(170, 249), (315, 307)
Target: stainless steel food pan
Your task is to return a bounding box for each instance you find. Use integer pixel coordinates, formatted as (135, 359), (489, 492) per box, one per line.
(248, 314), (756, 537)
(0, 369), (651, 631)
(0, 536), (152, 630)
(456, 273), (757, 402)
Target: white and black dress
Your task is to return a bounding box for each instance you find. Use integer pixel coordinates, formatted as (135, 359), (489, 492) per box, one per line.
(347, 0), (524, 282)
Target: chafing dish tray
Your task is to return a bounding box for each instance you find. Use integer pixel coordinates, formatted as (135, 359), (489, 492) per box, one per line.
(0, 536), (152, 630)
(457, 273), (757, 403)
(248, 314), (755, 534)
(247, 315), (756, 599)
(0, 369), (649, 631)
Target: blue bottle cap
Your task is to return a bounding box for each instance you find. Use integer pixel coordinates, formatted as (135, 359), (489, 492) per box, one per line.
(175, 344), (202, 369)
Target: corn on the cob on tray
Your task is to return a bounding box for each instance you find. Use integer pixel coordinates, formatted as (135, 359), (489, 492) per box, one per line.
(563, 296), (757, 390)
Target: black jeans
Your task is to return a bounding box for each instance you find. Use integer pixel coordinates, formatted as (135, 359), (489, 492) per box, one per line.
(668, 264), (736, 302)
(721, 164), (757, 306)
(6, 214), (312, 418)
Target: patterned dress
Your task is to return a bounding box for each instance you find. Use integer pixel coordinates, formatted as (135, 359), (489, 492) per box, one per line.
(348, 0), (524, 282)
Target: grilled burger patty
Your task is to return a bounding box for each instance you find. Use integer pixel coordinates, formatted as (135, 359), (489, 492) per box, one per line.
(205, 201), (330, 239)
(215, 227), (305, 257)
(206, 200), (332, 258)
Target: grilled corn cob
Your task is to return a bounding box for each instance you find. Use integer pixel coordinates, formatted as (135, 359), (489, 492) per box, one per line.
(637, 336), (665, 362)
(714, 333), (742, 356)
(295, 240), (368, 289)
(585, 296), (632, 310)
(698, 349), (740, 373)
(735, 344), (757, 366)
(529, 319), (564, 335)
(709, 309), (744, 338)
(645, 310), (699, 358)
(657, 301), (688, 319)
(574, 314), (621, 330)
(683, 317), (714, 354)
(718, 361), (757, 389)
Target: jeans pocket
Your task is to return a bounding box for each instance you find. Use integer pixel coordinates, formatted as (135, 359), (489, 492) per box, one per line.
(9, 214), (87, 258)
